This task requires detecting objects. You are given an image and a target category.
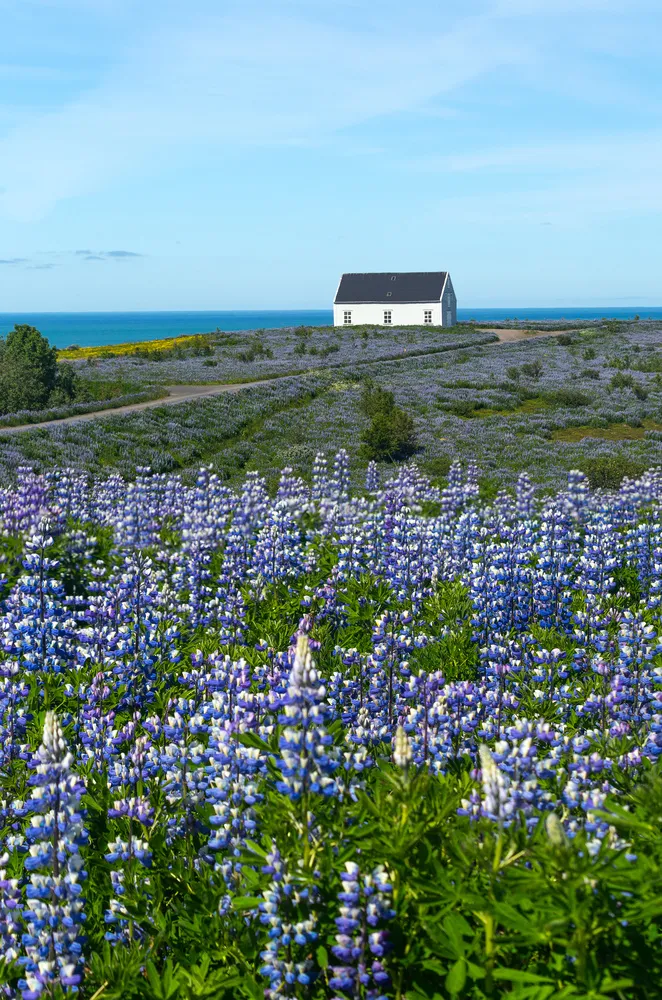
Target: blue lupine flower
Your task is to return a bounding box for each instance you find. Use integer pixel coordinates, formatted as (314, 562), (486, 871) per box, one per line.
(18, 712), (87, 999)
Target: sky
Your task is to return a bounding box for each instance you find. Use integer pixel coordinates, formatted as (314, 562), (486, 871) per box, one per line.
(0, 0), (661, 310)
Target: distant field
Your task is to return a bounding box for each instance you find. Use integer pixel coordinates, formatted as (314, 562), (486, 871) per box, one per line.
(57, 320), (582, 361)
(3, 319), (662, 491)
(62, 324), (496, 384)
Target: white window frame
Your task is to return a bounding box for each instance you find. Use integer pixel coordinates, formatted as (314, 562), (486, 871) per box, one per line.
(424, 310), (432, 324)
(343, 310), (352, 325)
(383, 310), (392, 325)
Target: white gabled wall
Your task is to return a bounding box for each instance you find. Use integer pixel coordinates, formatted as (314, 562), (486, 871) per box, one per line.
(333, 301), (447, 327)
(441, 275), (457, 327)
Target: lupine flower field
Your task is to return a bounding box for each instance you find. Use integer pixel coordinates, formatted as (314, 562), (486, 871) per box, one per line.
(2, 456), (662, 999)
(3, 321), (662, 493)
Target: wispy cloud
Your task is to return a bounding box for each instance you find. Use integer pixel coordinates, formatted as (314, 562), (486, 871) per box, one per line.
(80, 250), (144, 260)
(0, 249), (143, 267)
(0, 5), (528, 221)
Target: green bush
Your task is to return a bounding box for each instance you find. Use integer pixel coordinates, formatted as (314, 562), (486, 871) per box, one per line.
(361, 384), (397, 418)
(424, 454), (452, 482)
(545, 388), (591, 407)
(360, 382), (418, 461)
(441, 399), (486, 417)
(361, 408), (417, 461)
(581, 454), (647, 489)
(520, 359), (544, 380)
(610, 371), (635, 389)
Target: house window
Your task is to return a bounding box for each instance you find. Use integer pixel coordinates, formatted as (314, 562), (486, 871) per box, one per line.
(343, 310), (352, 325)
(424, 310), (432, 324)
(383, 310), (392, 324)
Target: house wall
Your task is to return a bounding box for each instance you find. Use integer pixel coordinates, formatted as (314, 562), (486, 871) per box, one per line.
(441, 276), (457, 327)
(333, 301), (445, 327)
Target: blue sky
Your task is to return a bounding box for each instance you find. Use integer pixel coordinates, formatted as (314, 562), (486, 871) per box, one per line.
(0, 0), (661, 310)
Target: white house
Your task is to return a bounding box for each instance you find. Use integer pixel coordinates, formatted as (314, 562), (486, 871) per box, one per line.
(333, 271), (457, 328)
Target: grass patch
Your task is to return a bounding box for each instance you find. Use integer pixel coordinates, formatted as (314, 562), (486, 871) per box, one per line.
(444, 396), (551, 419)
(553, 418), (662, 442)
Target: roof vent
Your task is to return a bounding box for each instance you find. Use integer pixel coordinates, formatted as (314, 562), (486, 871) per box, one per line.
(391, 275), (397, 280)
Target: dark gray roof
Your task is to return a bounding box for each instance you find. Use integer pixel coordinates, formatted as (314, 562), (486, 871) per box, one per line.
(335, 271), (448, 304)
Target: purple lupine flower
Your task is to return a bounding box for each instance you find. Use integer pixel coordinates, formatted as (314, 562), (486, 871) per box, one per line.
(18, 712), (87, 999)
(276, 635), (340, 801)
(329, 862), (395, 1000)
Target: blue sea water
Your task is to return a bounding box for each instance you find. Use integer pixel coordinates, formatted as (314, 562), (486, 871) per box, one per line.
(1, 307), (661, 350)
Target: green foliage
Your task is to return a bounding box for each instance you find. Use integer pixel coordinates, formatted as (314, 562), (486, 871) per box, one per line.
(424, 454), (452, 483)
(610, 372), (636, 389)
(581, 453), (647, 489)
(440, 399), (486, 417)
(76, 753), (662, 1000)
(236, 338), (274, 362)
(361, 383), (397, 418)
(48, 361), (80, 405)
(0, 324), (59, 413)
(361, 408), (418, 462)
(519, 360), (544, 380)
(544, 388), (591, 407)
(360, 382), (418, 461)
(633, 354), (662, 373)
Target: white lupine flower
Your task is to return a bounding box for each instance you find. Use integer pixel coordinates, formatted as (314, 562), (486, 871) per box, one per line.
(393, 726), (413, 769)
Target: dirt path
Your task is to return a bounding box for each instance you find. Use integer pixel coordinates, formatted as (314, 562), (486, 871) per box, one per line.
(0, 328), (569, 436)
(0, 381), (276, 436)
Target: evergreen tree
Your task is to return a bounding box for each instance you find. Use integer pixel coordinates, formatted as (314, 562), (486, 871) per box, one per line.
(0, 324), (59, 413)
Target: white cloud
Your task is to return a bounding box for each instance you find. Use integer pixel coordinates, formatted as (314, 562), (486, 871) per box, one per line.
(0, 0), (659, 225)
(0, 6), (526, 221)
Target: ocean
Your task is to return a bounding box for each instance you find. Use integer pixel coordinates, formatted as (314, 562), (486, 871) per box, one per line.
(1, 307), (661, 350)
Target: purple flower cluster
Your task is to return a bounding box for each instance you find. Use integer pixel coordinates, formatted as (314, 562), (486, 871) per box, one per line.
(1, 454), (662, 993)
